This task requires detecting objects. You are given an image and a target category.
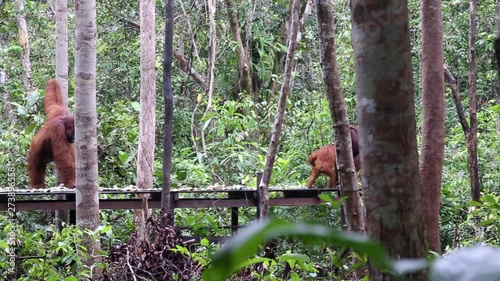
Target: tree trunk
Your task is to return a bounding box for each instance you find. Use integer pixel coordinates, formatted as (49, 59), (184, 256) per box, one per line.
(420, 0), (445, 253)
(135, 0), (156, 241)
(55, 0), (70, 231)
(161, 0), (174, 225)
(350, 1), (428, 280)
(270, 0), (313, 94)
(200, 0), (217, 151)
(495, 23), (500, 77)
(468, 0), (480, 202)
(497, 24), (500, 134)
(75, 0), (101, 275)
(225, 0), (254, 101)
(16, 0), (34, 96)
(316, 0), (366, 278)
(259, 0), (300, 219)
(444, 67), (470, 135)
(1, 71), (13, 122)
(55, 0), (69, 106)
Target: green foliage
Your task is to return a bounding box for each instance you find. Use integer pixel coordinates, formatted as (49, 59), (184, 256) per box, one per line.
(0, 218), (92, 280)
(97, 101), (140, 187)
(170, 237), (213, 268)
(457, 194), (500, 246)
(202, 218), (392, 280)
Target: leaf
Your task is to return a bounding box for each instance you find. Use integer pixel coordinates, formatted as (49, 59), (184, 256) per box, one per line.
(7, 45), (23, 54)
(0, 240), (8, 249)
(25, 123), (37, 134)
(430, 246), (500, 281)
(64, 276), (79, 281)
(203, 119), (212, 131)
(392, 259), (428, 275)
(290, 272), (301, 281)
(236, 257), (273, 270)
(202, 218), (390, 281)
(200, 238), (210, 247)
(130, 101), (140, 112)
(468, 200), (482, 207)
(318, 194), (346, 208)
(482, 194), (498, 205)
(278, 253), (309, 263)
(118, 151), (129, 164)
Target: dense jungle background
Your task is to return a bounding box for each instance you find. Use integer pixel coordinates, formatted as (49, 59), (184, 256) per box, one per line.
(0, 0), (499, 280)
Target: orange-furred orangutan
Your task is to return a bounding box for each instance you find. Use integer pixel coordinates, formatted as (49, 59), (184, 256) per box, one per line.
(27, 79), (75, 188)
(306, 126), (360, 188)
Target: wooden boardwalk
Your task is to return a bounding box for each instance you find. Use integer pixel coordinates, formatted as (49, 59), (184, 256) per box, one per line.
(0, 186), (340, 240)
(0, 186), (339, 211)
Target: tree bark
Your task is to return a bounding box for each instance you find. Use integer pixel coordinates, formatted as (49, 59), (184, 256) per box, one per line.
(420, 0), (445, 253)
(497, 24), (500, 134)
(1, 71), (13, 122)
(495, 23), (500, 77)
(55, 0), (69, 106)
(161, 0), (174, 224)
(468, 0), (480, 202)
(200, 0), (217, 151)
(316, 0), (366, 278)
(225, 0), (254, 101)
(55, 0), (70, 231)
(16, 0), (34, 96)
(75, 0), (101, 275)
(350, 1), (428, 280)
(258, 0), (300, 219)
(270, 0), (314, 94)
(135, 0), (156, 241)
(444, 67), (470, 133)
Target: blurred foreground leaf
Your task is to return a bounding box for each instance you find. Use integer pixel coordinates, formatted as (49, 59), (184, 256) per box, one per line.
(202, 218), (390, 281)
(430, 245), (500, 281)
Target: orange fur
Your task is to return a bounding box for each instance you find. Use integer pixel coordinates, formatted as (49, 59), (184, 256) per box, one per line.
(27, 79), (75, 188)
(306, 126), (361, 188)
(306, 144), (338, 188)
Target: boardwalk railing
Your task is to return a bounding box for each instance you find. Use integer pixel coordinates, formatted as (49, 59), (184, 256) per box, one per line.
(0, 186), (340, 240)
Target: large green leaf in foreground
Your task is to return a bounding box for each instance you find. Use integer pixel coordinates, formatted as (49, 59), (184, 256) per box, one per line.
(202, 218), (390, 281)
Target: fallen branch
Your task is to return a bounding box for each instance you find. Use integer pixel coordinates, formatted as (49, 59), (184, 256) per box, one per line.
(126, 248), (137, 281)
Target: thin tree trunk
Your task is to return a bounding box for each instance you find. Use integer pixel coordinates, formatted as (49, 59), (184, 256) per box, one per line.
(420, 0), (445, 253)
(444, 67), (470, 133)
(468, 0), (480, 202)
(200, 0), (217, 151)
(75, 0), (101, 275)
(177, 0), (202, 66)
(225, 0), (254, 100)
(55, 0), (70, 231)
(258, 0), (300, 219)
(270, 0), (313, 94)
(1, 71), (13, 122)
(496, 24), (500, 134)
(350, 1), (428, 280)
(135, 0), (156, 241)
(55, 0), (69, 106)
(495, 23), (500, 77)
(316, 0), (366, 278)
(16, 0), (34, 96)
(161, 0), (174, 224)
